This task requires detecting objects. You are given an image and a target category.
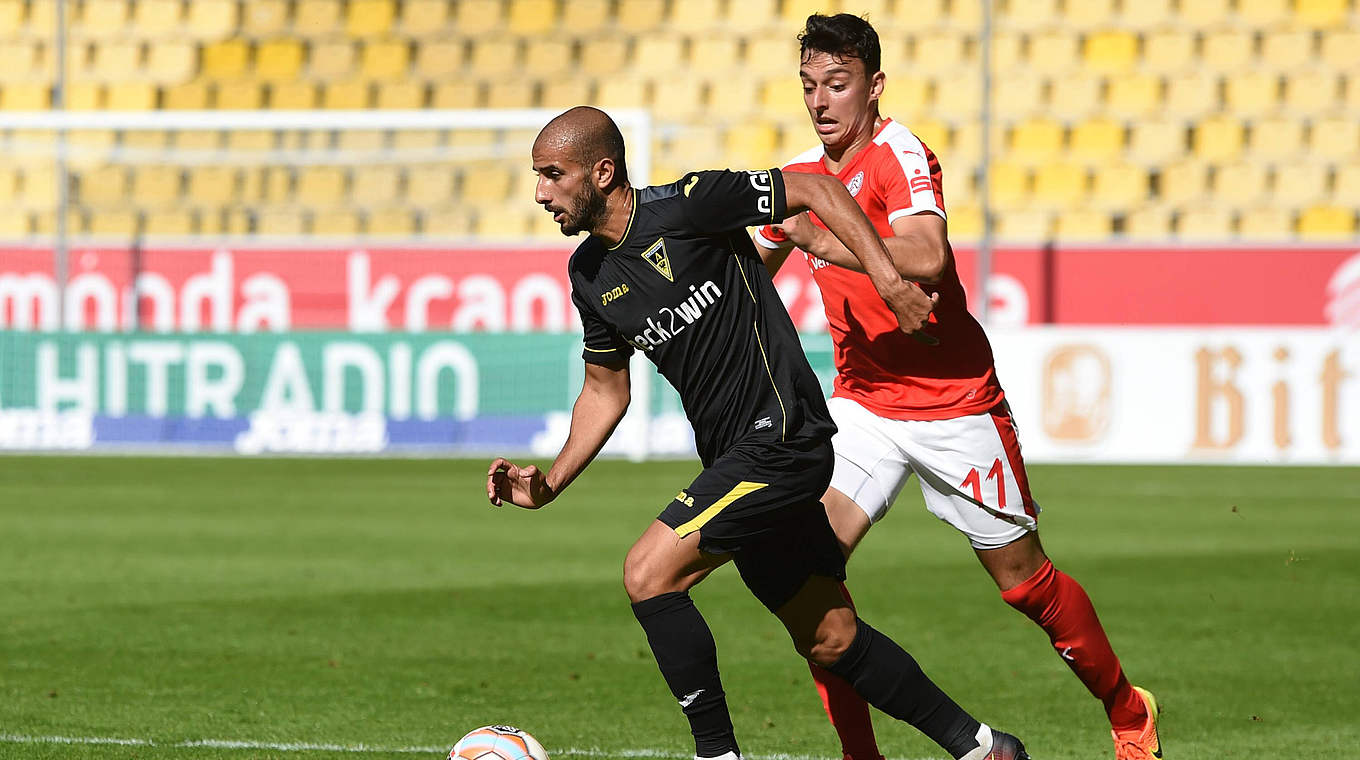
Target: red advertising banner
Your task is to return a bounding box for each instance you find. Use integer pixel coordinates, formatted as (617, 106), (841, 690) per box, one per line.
(3, 243), (1358, 331)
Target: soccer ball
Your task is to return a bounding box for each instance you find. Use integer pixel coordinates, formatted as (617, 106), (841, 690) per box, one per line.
(449, 725), (549, 760)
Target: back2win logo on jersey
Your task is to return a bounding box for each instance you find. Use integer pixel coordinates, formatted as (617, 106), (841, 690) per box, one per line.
(628, 280), (724, 352)
(642, 238), (674, 281)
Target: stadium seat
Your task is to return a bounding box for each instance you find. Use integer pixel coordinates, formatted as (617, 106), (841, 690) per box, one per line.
(463, 164), (514, 206)
(162, 80), (210, 109)
(880, 36), (909, 73)
(1270, 163), (1328, 206)
(1008, 117), (1065, 166)
(313, 209), (362, 236)
(1123, 205), (1173, 237)
(227, 129), (275, 154)
(216, 80), (265, 110)
(757, 76), (805, 121)
(346, 0), (396, 37)
(256, 209), (308, 236)
(257, 39), (305, 81)
(88, 209), (139, 238)
(580, 37), (630, 76)
(1295, 0), (1349, 28)
(431, 81), (483, 108)
(107, 82), (157, 110)
(995, 209), (1052, 241)
(66, 82), (102, 111)
(1224, 71), (1280, 118)
(1055, 209), (1114, 241)
(361, 38), (411, 80)
(524, 38), (572, 74)
(80, 1), (129, 38)
(1332, 165), (1360, 205)
(1175, 206), (1233, 240)
(242, 0), (289, 38)
(486, 79), (537, 109)
(908, 118), (951, 156)
(0, 0), (22, 38)
(1049, 73), (1105, 120)
(689, 38), (739, 76)
(1320, 29), (1360, 69)
(667, 0), (724, 33)
(414, 38), (462, 79)
(912, 30), (967, 75)
(878, 77), (930, 121)
(723, 124), (779, 168)
(375, 80), (424, 109)
(1164, 72), (1219, 118)
(143, 210), (195, 237)
(666, 126), (722, 168)
(1069, 118), (1125, 163)
(405, 165), (455, 203)
(986, 161), (1030, 211)
(1120, 0), (1172, 28)
(202, 39), (251, 80)
(507, 0), (558, 36)
(322, 79), (371, 109)
(1247, 117), (1305, 160)
(561, 0), (610, 34)
(0, 167), (17, 206)
(540, 77), (593, 109)
(1177, 0), (1231, 27)
(1236, 0), (1289, 27)
(425, 206), (476, 237)
(1297, 205), (1356, 239)
(783, 0), (839, 24)
(1236, 205), (1294, 240)
(1064, 0), (1116, 29)
(398, 0), (447, 36)
(988, 32), (1024, 73)
(0, 210), (31, 237)
(708, 78), (759, 118)
(1027, 29), (1079, 74)
(1083, 30), (1139, 74)
(0, 41), (39, 81)
(147, 41), (196, 84)
(186, 0), (237, 40)
(950, 122), (1005, 167)
(1211, 161), (1268, 206)
(1003, 0), (1059, 32)
(18, 167), (56, 209)
(633, 34), (685, 77)
(1089, 163), (1150, 210)
(947, 0), (982, 27)
(308, 39), (356, 79)
(475, 205), (532, 240)
(295, 167), (348, 210)
(1105, 73), (1162, 117)
(617, 0), (666, 33)
(1260, 28), (1314, 70)
(367, 207), (416, 236)
(469, 38), (519, 77)
(270, 81), (318, 108)
(1310, 118), (1359, 161)
(992, 72), (1044, 121)
(1157, 160), (1210, 206)
(1201, 29), (1254, 73)
(744, 36), (795, 78)
(1283, 72), (1337, 114)
(1031, 161), (1088, 209)
(932, 71), (981, 118)
(296, 0), (343, 36)
(78, 165), (130, 206)
(1140, 29), (1194, 75)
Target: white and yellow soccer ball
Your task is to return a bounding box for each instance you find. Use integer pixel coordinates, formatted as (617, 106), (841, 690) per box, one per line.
(449, 725), (549, 760)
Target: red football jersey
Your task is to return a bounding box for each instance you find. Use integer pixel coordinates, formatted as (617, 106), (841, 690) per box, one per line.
(755, 118), (1004, 420)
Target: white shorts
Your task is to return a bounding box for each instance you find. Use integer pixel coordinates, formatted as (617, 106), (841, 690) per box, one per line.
(827, 396), (1040, 550)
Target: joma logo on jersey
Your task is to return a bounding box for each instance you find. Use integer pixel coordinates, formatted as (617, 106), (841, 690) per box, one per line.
(747, 170), (773, 215)
(601, 282), (630, 306)
(674, 490), (695, 507)
(629, 280), (723, 351)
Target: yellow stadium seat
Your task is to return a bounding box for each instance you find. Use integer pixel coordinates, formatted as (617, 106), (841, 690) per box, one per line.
(186, 0), (237, 40)
(66, 82), (103, 110)
(1271, 163), (1328, 206)
(1137, 29), (1193, 74)
(1164, 72), (1219, 118)
(1090, 163), (1149, 210)
(367, 208), (415, 236)
(1157, 160), (1209, 206)
(1212, 161), (1268, 206)
(1224, 71), (1280, 118)
(452, 0), (502, 36)
(163, 80), (210, 109)
(1320, 29), (1360, 69)
(296, 0), (342, 35)
(257, 210), (308, 236)
(0, 167), (16, 205)
(406, 165), (455, 203)
(0, 210), (31, 237)
(744, 36), (794, 78)
(146, 41), (195, 84)
(271, 81), (319, 108)
(649, 78), (702, 122)
(1295, 0), (1349, 28)
(130, 166), (183, 209)
(993, 72), (1044, 121)
(376, 80), (424, 108)
(1236, 0), (1289, 27)
(80, 0), (129, 38)
(336, 129), (384, 153)
(322, 79), (371, 109)
(1260, 29), (1313, 70)
(909, 119), (951, 155)
(1247, 117), (1304, 160)
(431, 81), (482, 108)
(878, 77), (930, 121)
(1192, 116), (1245, 161)
(757, 77), (804, 121)
(633, 34), (685, 77)
(948, 0), (982, 27)
(1120, 0), (1171, 28)
(475, 206), (533, 241)
(912, 30), (967, 76)
(25, 0), (54, 34)
(783, 0), (838, 23)
(0, 0), (23, 37)
(987, 161), (1030, 211)
(347, 0), (395, 37)
(361, 38), (410, 80)
(469, 38), (519, 77)
(596, 77), (648, 108)
(1310, 118), (1359, 160)
(228, 130), (275, 154)
(1031, 162), (1088, 209)
(1004, 0), (1059, 32)
(88, 209), (138, 238)
(689, 38), (739, 77)
(390, 130), (441, 151)
(988, 32), (1024, 73)
(1027, 29), (1079, 74)
(415, 38), (462, 79)
(950, 122), (1005, 167)
(463, 164), (513, 204)
(216, 80), (264, 109)
(666, 126), (722, 167)
(256, 39), (304, 81)
(1083, 30), (1138, 74)
(313, 210), (361, 236)
(1283, 71), (1337, 114)
(1069, 118), (1125, 163)
(996, 210), (1052, 241)
(0, 41), (38, 80)
(541, 77), (592, 109)
(945, 204), (983, 240)
(130, 0), (181, 38)
(1298, 205), (1356, 239)
(561, 0), (610, 34)
(617, 0), (665, 32)
(143, 210), (194, 237)
(726, 124), (780, 168)
(202, 39), (250, 80)
(579, 37), (629, 76)
(175, 130), (219, 151)
(1064, 0), (1115, 29)
(1123, 205), (1173, 238)
(524, 39), (571, 74)
(424, 206), (475, 237)
(1201, 29), (1254, 73)
(1332, 165), (1360, 205)
(1236, 206), (1293, 240)
(307, 39), (356, 80)
(1055, 209), (1114, 241)
(668, 0), (723, 33)
(78, 166), (129, 206)
(1178, 0), (1231, 27)
(1008, 118), (1065, 165)
(19, 166), (57, 209)
(397, 0), (446, 35)
(107, 81), (157, 109)
(242, 0), (289, 37)
(507, 0), (557, 35)
(1176, 206), (1233, 240)
(486, 79), (536, 108)
(350, 166), (400, 207)
(932, 71), (981, 118)
(880, 36), (909, 72)
(1105, 73), (1161, 117)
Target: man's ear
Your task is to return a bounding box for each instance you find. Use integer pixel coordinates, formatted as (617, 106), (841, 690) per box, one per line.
(593, 157), (616, 190)
(869, 70), (886, 102)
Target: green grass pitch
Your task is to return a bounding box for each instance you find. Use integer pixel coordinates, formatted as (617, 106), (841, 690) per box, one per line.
(1, 456), (1356, 760)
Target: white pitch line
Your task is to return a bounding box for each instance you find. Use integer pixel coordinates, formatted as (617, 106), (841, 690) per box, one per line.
(0, 734), (943, 760)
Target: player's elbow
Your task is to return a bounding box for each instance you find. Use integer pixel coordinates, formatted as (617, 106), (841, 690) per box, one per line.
(914, 245), (948, 282)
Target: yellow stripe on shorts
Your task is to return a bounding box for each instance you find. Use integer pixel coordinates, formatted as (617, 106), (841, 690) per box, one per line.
(673, 481), (768, 538)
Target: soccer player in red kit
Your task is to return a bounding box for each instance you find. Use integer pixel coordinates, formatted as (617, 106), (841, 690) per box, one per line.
(752, 15), (1163, 760)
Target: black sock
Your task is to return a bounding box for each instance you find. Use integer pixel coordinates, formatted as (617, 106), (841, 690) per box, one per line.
(631, 592), (739, 758)
(825, 618), (983, 759)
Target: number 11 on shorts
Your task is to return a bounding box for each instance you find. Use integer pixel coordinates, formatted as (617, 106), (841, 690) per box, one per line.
(960, 458), (1006, 509)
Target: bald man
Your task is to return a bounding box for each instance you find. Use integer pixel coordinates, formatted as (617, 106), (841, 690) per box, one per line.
(487, 107), (1029, 760)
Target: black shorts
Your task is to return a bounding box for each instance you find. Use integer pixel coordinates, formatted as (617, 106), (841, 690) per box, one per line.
(657, 436), (847, 612)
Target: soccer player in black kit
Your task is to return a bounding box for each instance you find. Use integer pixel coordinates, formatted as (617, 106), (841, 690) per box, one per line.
(487, 107), (1029, 760)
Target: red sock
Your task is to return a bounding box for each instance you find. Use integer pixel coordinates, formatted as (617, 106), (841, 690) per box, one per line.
(1001, 560), (1147, 733)
(808, 583), (882, 760)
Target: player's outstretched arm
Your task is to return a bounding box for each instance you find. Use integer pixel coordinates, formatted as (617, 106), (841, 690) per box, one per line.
(781, 172), (939, 341)
(487, 359), (630, 509)
(775, 211), (950, 283)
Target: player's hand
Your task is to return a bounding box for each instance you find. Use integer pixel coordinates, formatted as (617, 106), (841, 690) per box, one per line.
(879, 280), (940, 345)
(487, 458), (555, 509)
(773, 212), (820, 251)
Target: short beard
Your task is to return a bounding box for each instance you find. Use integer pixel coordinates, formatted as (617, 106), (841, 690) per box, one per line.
(561, 184), (608, 236)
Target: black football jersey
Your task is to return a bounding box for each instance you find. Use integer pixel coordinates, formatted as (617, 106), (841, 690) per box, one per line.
(568, 169), (836, 466)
